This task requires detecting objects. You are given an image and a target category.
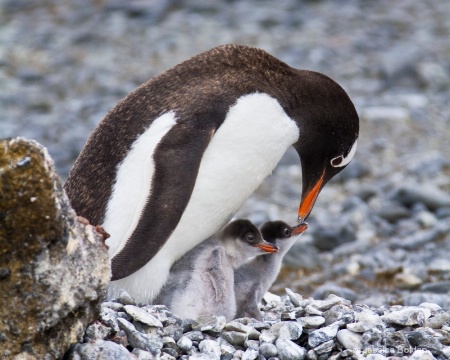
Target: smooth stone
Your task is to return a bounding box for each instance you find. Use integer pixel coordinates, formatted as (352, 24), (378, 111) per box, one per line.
(299, 316), (325, 329)
(382, 306), (431, 326)
(222, 331), (248, 346)
(183, 331), (204, 341)
(118, 290), (137, 305)
(393, 272), (423, 289)
(420, 280), (450, 294)
(218, 337), (236, 355)
(390, 183), (450, 210)
(285, 288), (302, 307)
(275, 339), (307, 360)
(426, 311), (450, 329)
(161, 324), (183, 342)
(409, 349), (437, 360)
(177, 336), (192, 352)
(376, 204), (411, 222)
(313, 284), (358, 302)
(259, 342), (278, 358)
(336, 329), (363, 350)
(259, 329), (277, 343)
(311, 223), (356, 251)
(124, 305), (163, 327)
(198, 339), (221, 360)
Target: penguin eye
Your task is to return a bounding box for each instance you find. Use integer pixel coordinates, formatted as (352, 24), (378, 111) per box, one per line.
(331, 155), (343, 167)
(283, 228), (291, 237)
(246, 232), (255, 242)
(331, 140), (358, 168)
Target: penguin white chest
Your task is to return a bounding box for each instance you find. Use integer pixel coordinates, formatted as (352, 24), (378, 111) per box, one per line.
(107, 93), (299, 303)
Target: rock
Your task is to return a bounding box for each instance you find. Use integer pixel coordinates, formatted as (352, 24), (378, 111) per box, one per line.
(336, 329), (363, 350)
(409, 349), (438, 360)
(406, 329), (443, 355)
(270, 321), (303, 341)
(241, 348), (259, 360)
(132, 348), (158, 360)
(376, 204), (411, 222)
(285, 288), (302, 307)
(390, 183), (450, 211)
(222, 331), (248, 346)
(275, 338), (307, 360)
(308, 323), (340, 348)
(299, 316), (326, 329)
(118, 290), (138, 306)
(0, 138), (110, 359)
(313, 283), (358, 302)
(361, 106), (410, 123)
(117, 318), (163, 355)
(191, 315), (226, 332)
(420, 280), (450, 294)
(259, 342), (278, 358)
(177, 336), (193, 352)
(66, 339), (133, 359)
(124, 305), (164, 327)
(393, 272), (423, 289)
(382, 306), (431, 326)
(85, 321), (112, 341)
(223, 321), (260, 339)
(311, 223), (356, 251)
(198, 339), (221, 359)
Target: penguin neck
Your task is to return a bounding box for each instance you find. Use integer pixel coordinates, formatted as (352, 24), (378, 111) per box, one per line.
(222, 241), (256, 269)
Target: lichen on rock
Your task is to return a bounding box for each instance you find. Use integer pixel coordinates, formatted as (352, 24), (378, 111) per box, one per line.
(0, 137), (111, 359)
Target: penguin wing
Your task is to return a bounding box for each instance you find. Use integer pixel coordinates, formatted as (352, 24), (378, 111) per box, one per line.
(202, 247), (228, 302)
(110, 123), (217, 280)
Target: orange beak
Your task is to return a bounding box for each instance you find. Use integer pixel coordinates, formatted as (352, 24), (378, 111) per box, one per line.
(298, 170), (325, 221)
(255, 241), (279, 253)
(292, 221), (308, 235)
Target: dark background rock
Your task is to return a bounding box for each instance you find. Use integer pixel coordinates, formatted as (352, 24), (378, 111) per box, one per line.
(0, 138), (110, 359)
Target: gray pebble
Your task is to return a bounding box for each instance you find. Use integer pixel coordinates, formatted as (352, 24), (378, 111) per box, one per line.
(382, 306), (431, 326)
(259, 342), (278, 358)
(198, 339), (221, 360)
(275, 338), (307, 360)
(336, 329), (363, 350)
(191, 315), (226, 332)
(222, 331), (248, 346)
(67, 340), (133, 359)
(390, 183), (450, 211)
(124, 305), (163, 327)
(299, 316), (325, 329)
(241, 348), (259, 360)
(177, 336), (192, 352)
(84, 322), (112, 341)
(308, 323), (340, 348)
(117, 318), (163, 355)
(131, 348), (158, 360)
(118, 290), (137, 305)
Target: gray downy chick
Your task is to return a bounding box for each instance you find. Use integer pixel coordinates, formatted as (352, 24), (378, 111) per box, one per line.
(154, 219), (278, 321)
(234, 220), (308, 320)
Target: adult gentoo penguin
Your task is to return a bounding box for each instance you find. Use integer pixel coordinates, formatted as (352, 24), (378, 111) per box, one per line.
(64, 44), (359, 303)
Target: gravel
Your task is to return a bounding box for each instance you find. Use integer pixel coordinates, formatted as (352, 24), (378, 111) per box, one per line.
(65, 289), (450, 359)
(1, 0), (449, 358)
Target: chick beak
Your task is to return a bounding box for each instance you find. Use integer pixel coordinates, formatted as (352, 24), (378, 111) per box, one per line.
(255, 240), (279, 253)
(292, 221), (308, 235)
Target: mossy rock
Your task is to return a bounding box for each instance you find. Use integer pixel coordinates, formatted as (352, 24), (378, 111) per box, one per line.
(0, 138), (110, 359)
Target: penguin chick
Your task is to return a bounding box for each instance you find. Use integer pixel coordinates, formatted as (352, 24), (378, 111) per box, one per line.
(154, 219), (278, 321)
(234, 221), (308, 320)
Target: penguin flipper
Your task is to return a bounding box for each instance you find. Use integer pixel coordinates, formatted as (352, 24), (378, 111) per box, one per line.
(110, 124), (217, 280)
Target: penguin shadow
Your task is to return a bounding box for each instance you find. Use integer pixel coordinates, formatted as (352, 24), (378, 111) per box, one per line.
(154, 218), (308, 322)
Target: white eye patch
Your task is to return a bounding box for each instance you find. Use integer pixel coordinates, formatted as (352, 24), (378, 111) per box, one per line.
(331, 139), (358, 168)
